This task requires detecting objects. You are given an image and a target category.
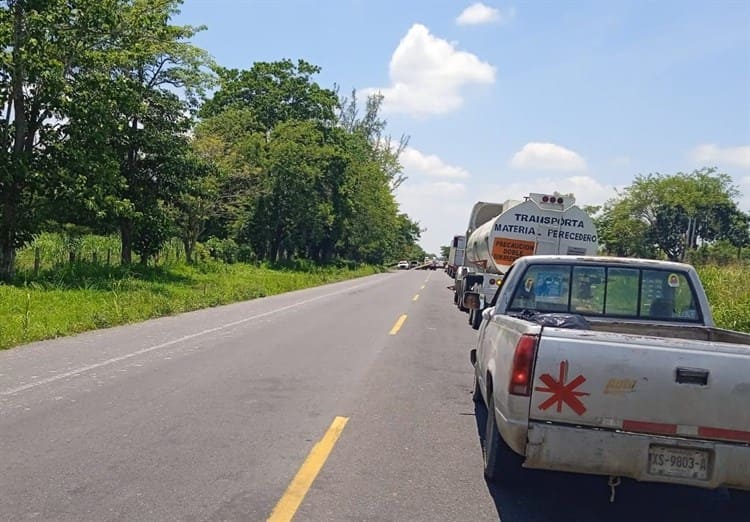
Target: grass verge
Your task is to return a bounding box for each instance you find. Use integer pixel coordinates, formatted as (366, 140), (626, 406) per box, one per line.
(0, 261), (384, 350)
(697, 264), (750, 333)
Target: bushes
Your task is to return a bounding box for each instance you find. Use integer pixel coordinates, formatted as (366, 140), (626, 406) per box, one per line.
(205, 237), (243, 263)
(698, 264), (750, 332)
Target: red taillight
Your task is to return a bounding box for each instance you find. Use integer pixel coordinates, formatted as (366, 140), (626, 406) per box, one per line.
(509, 334), (538, 396)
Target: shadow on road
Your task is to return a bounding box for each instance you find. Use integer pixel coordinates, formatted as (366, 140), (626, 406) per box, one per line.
(473, 401), (744, 522)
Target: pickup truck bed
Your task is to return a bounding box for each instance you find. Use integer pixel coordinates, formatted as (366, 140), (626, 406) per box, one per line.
(470, 255), (750, 499)
(587, 320), (750, 345)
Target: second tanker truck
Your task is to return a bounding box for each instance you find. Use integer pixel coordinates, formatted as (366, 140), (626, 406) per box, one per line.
(457, 192), (599, 329)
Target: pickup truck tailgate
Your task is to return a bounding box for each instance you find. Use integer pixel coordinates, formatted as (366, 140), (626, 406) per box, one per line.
(529, 327), (750, 443)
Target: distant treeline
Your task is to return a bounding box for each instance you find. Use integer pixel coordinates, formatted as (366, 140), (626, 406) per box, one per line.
(0, 1), (425, 282)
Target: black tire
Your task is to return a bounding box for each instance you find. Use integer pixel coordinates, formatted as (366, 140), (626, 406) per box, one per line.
(472, 374), (483, 403)
(483, 393), (526, 483)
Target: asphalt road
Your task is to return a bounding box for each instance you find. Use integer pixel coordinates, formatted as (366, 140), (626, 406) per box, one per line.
(0, 269), (744, 521)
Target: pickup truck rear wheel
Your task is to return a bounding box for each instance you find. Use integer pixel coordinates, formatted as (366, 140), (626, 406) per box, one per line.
(483, 394), (526, 483)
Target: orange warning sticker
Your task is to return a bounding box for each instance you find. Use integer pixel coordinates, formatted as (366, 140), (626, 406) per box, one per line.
(492, 238), (537, 265)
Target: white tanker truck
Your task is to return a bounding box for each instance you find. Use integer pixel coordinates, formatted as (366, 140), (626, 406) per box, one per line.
(459, 193), (599, 328)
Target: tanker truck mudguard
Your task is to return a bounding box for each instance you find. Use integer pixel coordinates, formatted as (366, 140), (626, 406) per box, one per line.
(461, 193), (598, 329)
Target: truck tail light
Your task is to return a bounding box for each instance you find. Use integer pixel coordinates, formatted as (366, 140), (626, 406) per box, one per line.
(509, 334), (538, 396)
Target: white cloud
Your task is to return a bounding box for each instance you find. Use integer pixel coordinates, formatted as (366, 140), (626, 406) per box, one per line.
(488, 175), (620, 211)
(360, 24), (495, 117)
(399, 147), (469, 178)
(456, 3), (501, 25)
(396, 181), (471, 255)
(510, 142), (587, 172)
(691, 144), (750, 169)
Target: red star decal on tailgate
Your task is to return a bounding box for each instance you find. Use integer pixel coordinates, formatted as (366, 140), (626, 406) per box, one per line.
(535, 360), (590, 416)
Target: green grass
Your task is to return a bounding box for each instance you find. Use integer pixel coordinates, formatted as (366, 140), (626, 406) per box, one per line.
(698, 264), (750, 333)
(0, 261), (384, 350)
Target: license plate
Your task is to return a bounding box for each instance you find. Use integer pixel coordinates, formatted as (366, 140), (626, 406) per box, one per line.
(647, 445), (710, 480)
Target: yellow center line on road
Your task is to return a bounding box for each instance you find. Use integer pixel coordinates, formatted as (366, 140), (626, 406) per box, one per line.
(413, 294), (420, 301)
(389, 314), (408, 335)
(267, 416), (350, 522)
(420, 285), (425, 290)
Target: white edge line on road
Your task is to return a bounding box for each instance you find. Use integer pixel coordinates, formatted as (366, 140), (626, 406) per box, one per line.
(1, 277), (384, 396)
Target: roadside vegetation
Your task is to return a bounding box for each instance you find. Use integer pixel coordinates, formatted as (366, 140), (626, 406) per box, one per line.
(1, 229), (748, 350)
(698, 264), (750, 333)
(0, 1), (428, 286)
(0, 1), (426, 350)
(1, 242), (383, 350)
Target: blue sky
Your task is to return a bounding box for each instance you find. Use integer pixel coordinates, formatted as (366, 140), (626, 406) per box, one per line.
(176, 0), (750, 255)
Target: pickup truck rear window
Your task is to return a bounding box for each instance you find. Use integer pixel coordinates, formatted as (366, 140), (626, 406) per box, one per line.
(508, 264), (701, 322)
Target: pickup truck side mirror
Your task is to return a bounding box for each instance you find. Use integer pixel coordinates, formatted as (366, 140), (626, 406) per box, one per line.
(463, 291), (481, 310)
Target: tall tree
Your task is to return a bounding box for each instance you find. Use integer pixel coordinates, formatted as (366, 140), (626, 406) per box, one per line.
(198, 60), (423, 266)
(0, 0), (124, 280)
(191, 106), (266, 243)
(201, 59), (338, 135)
(338, 90), (409, 190)
(103, 0), (212, 264)
(597, 168), (741, 260)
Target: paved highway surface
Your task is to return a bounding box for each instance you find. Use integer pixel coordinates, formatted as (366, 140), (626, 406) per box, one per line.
(0, 270), (744, 521)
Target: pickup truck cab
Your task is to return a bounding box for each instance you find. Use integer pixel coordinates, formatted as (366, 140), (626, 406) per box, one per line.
(467, 255), (750, 503)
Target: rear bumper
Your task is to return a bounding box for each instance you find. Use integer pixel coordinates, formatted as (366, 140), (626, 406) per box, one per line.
(524, 422), (750, 490)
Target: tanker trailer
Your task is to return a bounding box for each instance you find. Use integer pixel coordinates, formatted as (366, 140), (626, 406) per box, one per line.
(462, 193), (598, 328)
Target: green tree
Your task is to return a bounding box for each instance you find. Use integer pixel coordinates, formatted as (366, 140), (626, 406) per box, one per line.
(597, 168), (741, 261)
(201, 59), (338, 135)
(0, 0), (107, 280)
(191, 107), (266, 243)
(0, 0), (213, 276)
(338, 90), (409, 190)
(200, 62), (420, 266)
(102, 1), (212, 264)
(173, 150), (222, 264)
(245, 120), (330, 261)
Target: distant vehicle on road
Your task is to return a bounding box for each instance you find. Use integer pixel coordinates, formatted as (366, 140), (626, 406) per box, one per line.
(397, 260), (409, 270)
(446, 235), (465, 278)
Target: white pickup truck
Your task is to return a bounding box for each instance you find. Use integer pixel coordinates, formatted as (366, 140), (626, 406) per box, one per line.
(466, 255), (750, 503)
